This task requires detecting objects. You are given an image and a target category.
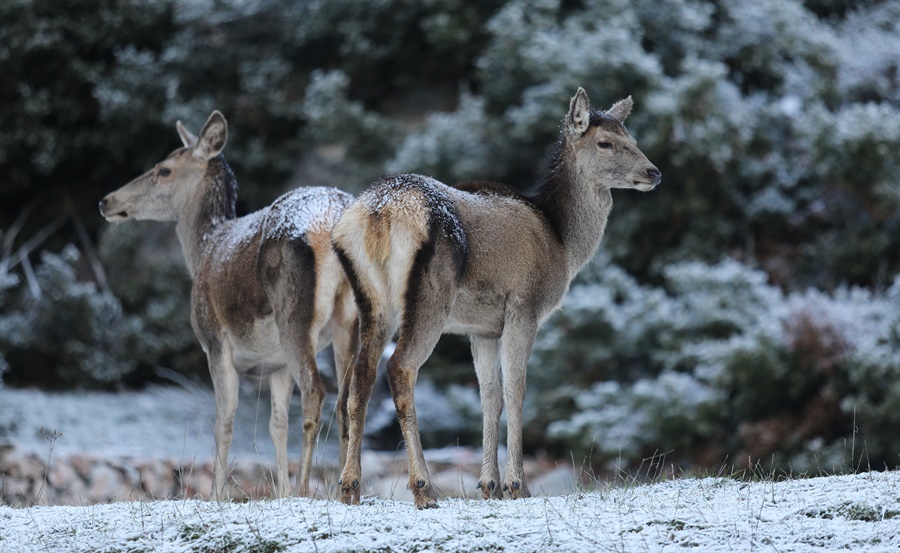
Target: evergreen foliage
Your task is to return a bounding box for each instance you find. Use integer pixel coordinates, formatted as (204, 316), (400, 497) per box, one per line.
(0, 246), (140, 388)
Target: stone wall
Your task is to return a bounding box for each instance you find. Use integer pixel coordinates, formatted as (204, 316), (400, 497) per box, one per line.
(0, 445), (578, 507)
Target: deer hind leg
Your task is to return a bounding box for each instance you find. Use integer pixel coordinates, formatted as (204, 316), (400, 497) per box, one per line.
(209, 345), (240, 501)
(267, 367), (294, 498)
(332, 312), (358, 474)
(387, 330), (446, 510)
(499, 316), (537, 499)
(340, 312), (391, 505)
(268, 238), (325, 498)
(471, 336), (503, 500)
(282, 334), (324, 498)
(387, 245), (460, 510)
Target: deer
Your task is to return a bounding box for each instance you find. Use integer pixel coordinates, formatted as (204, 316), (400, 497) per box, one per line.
(99, 111), (358, 500)
(330, 88), (660, 509)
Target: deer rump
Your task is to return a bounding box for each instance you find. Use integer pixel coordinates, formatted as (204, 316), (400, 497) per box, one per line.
(333, 174), (569, 339)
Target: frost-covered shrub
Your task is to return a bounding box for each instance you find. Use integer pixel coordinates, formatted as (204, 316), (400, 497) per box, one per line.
(302, 70), (398, 165)
(547, 371), (720, 467)
(836, 2), (900, 103)
(716, 0), (838, 96)
(532, 255), (900, 472)
(665, 259), (786, 343)
(386, 93), (496, 183)
(0, 246), (142, 389)
(826, 278), (900, 468)
(527, 256), (671, 449)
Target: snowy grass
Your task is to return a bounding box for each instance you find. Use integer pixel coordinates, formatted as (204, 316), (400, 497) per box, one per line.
(2, 471), (899, 552)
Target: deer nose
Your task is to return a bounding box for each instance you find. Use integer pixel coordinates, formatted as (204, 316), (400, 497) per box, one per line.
(98, 199), (108, 215)
(646, 168), (661, 185)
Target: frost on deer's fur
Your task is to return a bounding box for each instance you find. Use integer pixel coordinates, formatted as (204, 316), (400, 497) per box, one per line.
(263, 186), (349, 241)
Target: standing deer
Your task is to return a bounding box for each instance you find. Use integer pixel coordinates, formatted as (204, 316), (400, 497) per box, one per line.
(99, 111), (358, 500)
(331, 88), (660, 508)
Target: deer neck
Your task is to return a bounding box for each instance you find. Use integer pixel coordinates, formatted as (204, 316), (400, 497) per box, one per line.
(535, 150), (614, 277)
(174, 156), (238, 278)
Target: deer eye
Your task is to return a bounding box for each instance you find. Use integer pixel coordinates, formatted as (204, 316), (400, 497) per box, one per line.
(597, 141), (613, 150)
(158, 167), (172, 178)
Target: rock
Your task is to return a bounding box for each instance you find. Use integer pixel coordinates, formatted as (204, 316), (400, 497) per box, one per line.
(87, 463), (124, 502)
(176, 462), (214, 499)
(136, 459), (177, 499)
(69, 454), (97, 481)
(3, 450), (45, 480)
(47, 459), (79, 489)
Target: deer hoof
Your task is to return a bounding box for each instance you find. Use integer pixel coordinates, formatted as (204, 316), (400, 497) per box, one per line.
(478, 480), (501, 500)
(505, 481), (532, 499)
(340, 486), (361, 505)
(339, 475), (361, 505)
(413, 487), (439, 510)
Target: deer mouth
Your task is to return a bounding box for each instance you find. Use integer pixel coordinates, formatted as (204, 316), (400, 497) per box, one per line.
(105, 211), (130, 222)
(99, 199), (130, 222)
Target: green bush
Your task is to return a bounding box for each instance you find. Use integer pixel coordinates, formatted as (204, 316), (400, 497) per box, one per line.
(0, 246), (141, 389)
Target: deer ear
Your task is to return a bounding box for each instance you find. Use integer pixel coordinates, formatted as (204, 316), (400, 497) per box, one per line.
(564, 87), (591, 137)
(607, 96), (633, 124)
(176, 120), (198, 148)
(193, 111), (228, 160)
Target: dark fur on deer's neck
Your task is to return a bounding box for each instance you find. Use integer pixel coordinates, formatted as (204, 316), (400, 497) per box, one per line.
(175, 154), (239, 277)
(532, 121), (614, 276)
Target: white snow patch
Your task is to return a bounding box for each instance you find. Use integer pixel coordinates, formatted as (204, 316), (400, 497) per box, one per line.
(2, 471), (899, 551)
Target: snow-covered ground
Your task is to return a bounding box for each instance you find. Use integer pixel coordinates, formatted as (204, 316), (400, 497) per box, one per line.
(2, 471), (899, 552)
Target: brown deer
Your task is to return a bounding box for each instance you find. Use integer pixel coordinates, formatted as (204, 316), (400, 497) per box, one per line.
(99, 111), (358, 500)
(331, 88), (660, 509)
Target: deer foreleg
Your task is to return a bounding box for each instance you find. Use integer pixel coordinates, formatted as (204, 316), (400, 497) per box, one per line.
(210, 350), (240, 501)
(500, 319), (536, 500)
(472, 336), (504, 500)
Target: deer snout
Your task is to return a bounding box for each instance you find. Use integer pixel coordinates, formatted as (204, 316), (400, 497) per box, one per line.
(632, 166), (661, 191)
(99, 195), (129, 222)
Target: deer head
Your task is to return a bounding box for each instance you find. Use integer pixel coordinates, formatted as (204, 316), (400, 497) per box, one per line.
(563, 88), (661, 192)
(99, 111), (229, 222)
